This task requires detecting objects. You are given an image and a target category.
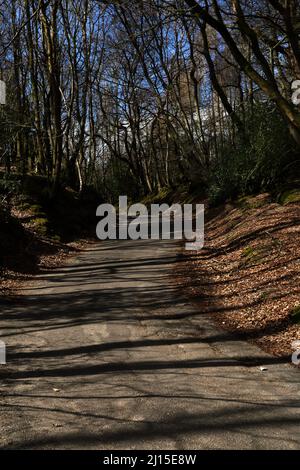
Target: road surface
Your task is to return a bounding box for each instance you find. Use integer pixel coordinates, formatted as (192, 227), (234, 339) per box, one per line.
(0, 239), (300, 449)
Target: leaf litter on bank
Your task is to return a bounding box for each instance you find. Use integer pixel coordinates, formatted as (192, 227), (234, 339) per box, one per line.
(175, 194), (300, 360)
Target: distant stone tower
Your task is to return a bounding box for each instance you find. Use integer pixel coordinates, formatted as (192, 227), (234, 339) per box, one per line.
(0, 80), (6, 105)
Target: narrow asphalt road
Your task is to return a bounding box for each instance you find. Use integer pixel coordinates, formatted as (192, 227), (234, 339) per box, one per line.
(0, 239), (300, 449)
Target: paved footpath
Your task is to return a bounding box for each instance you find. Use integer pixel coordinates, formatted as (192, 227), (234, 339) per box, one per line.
(0, 239), (299, 449)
